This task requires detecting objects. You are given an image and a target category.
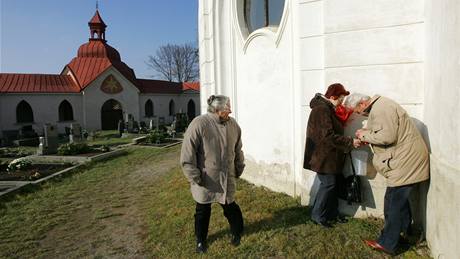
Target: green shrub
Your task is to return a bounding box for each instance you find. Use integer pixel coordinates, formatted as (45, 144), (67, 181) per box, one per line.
(146, 129), (168, 144)
(57, 143), (92, 156)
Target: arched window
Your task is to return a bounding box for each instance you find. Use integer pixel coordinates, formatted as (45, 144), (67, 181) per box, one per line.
(145, 99), (154, 117)
(244, 0), (285, 33)
(58, 100), (74, 121)
(16, 100), (34, 123)
(187, 99), (196, 120)
(169, 100), (175, 116)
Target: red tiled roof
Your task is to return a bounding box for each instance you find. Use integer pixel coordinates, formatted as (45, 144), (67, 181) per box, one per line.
(65, 40), (137, 89)
(0, 73), (80, 93)
(89, 10), (106, 27)
(182, 82), (200, 91)
(77, 40), (120, 60)
(136, 79), (183, 94)
(136, 80), (201, 94)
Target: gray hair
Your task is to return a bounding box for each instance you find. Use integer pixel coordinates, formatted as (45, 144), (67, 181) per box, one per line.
(207, 95), (230, 113)
(344, 93), (371, 109)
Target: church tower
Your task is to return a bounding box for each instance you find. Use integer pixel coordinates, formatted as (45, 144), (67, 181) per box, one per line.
(88, 6), (107, 42)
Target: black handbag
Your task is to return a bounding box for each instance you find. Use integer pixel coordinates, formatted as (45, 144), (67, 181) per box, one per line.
(339, 153), (362, 205)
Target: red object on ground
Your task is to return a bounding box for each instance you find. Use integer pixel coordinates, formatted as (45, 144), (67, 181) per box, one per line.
(364, 240), (394, 255)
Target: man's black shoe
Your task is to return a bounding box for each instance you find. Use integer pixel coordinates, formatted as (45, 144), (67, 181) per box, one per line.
(196, 242), (207, 253)
(313, 220), (333, 228)
(231, 235), (241, 246)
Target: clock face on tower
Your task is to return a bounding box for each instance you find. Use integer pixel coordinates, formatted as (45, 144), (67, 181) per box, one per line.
(101, 75), (123, 94)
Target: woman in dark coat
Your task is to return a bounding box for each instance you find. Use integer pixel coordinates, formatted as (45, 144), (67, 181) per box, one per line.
(303, 83), (360, 227)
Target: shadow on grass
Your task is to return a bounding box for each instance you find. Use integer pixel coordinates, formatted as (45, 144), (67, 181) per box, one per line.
(207, 205), (313, 244)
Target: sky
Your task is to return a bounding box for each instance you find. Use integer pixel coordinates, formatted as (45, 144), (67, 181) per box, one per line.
(0, 0), (198, 79)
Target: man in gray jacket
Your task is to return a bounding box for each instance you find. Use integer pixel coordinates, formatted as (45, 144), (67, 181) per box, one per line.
(180, 95), (245, 253)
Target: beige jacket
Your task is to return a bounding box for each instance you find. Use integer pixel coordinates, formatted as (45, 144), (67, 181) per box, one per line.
(180, 113), (245, 204)
(358, 96), (429, 187)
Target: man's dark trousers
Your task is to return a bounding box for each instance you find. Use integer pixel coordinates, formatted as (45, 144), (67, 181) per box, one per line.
(195, 202), (244, 243)
(311, 173), (339, 223)
(378, 183), (414, 253)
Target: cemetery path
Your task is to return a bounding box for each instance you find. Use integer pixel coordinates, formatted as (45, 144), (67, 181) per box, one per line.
(38, 146), (181, 258)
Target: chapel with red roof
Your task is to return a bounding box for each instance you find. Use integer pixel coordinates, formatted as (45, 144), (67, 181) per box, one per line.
(0, 9), (200, 140)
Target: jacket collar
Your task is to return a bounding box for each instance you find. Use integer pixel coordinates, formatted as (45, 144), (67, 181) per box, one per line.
(311, 93), (335, 110)
(364, 95), (381, 113)
(207, 112), (227, 125)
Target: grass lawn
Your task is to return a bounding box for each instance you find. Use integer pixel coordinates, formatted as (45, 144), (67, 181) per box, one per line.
(146, 168), (430, 258)
(0, 146), (172, 258)
(0, 145), (430, 258)
(85, 130), (146, 147)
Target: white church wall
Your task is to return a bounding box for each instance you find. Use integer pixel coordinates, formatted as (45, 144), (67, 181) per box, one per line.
(178, 92), (201, 119)
(139, 94), (180, 124)
(198, 0), (215, 114)
(318, 0), (426, 220)
(234, 1), (297, 196)
(198, 0), (298, 195)
(138, 93), (200, 125)
(424, 0), (460, 257)
(82, 67), (140, 131)
(0, 93), (83, 136)
(198, 0), (460, 257)
(297, 0), (326, 206)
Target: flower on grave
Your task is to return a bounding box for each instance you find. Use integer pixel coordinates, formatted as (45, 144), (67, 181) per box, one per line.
(7, 159), (32, 172)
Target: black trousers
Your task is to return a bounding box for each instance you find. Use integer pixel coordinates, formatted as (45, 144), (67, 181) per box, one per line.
(311, 173), (339, 223)
(377, 184), (414, 253)
(194, 202), (244, 243)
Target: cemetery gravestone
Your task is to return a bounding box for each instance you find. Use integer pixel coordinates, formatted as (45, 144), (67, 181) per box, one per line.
(69, 123), (82, 143)
(118, 120), (124, 137)
(37, 124), (59, 155)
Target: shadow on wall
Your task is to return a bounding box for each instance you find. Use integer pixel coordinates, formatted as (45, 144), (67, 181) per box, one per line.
(307, 113), (379, 216)
(410, 117), (431, 235)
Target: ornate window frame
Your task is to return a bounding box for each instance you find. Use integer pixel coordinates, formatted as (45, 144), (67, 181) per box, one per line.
(232, 0), (289, 53)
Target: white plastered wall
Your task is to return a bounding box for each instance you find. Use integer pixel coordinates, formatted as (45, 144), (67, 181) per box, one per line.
(82, 67), (140, 131)
(138, 92), (200, 124)
(423, 0), (460, 257)
(199, 1), (460, 257)
(0, 93), (83, 136)
(199, 0), (297, 196)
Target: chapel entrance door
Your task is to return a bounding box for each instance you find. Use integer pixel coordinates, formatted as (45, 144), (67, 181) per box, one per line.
(101, 99), (123, 130)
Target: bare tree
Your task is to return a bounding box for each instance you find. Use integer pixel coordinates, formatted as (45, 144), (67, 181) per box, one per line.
(146, 43), (199, 82)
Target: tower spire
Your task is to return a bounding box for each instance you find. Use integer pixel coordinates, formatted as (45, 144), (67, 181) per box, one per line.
(88, 7), (107, 42)
(96, 0), (99, 10)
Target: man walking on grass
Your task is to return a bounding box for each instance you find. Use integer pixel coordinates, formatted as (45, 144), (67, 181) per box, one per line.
(181, 94), (245, 253)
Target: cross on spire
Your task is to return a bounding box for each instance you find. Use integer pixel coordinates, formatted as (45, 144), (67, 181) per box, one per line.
(96, 0), (99, 10)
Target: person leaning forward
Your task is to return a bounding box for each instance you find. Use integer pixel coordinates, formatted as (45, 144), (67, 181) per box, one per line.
(349, 93), (430, 255)
(180, 94), (245, 254)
